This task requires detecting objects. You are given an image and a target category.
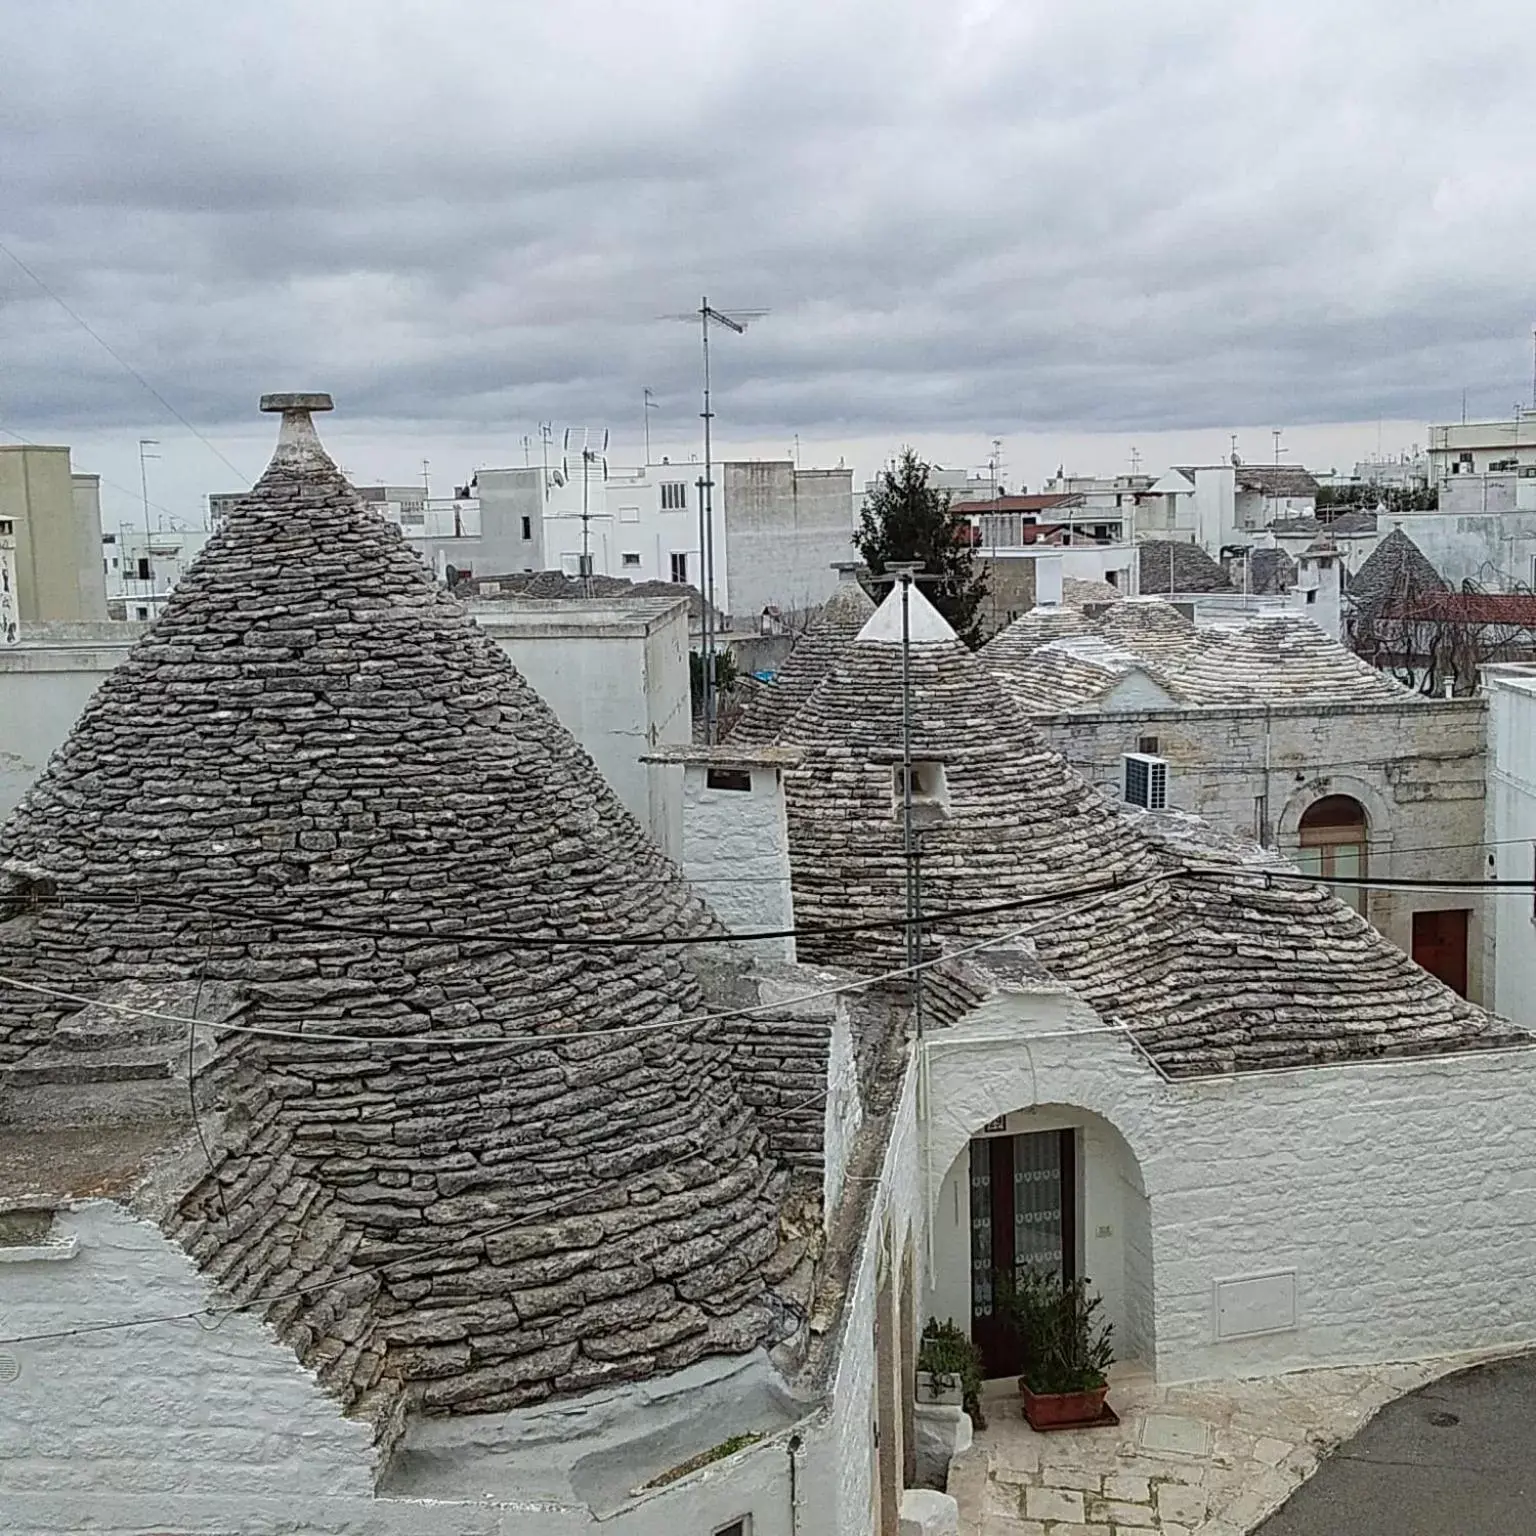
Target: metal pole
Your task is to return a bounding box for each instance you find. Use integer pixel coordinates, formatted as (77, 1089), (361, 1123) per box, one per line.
(885, 560), (926, 1037)
(701, 298), (717, 743)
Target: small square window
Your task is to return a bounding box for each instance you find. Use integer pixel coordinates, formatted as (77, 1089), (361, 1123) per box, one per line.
(892, 761), (949, 822)
(706, 767), (753, 792)
(1138, 735), (1159, 755)
(520, 516), (533, 541)
(622, 552), (642, 568)
(713, 1521), (749, 1536)
(661, 481), (688, 511)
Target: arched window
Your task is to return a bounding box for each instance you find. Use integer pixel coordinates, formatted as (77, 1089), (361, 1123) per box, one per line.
(1297, 795), (1368, 915)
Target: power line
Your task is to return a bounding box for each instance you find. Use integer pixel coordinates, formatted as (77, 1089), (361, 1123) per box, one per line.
(0, 885), (1168, 1351)
(0, 417), (200, 526)
(0, 239), (252, 484)
(0, 879), (1169, 1050)
(53, 873), (1165, 952)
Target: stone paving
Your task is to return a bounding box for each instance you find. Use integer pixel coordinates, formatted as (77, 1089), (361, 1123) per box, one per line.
(948, 1351), (1518, 1536)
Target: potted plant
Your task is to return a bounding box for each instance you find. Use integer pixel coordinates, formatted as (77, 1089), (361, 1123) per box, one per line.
(917, 1317), (986, 1429)
(998, 1267), (1114, 1431)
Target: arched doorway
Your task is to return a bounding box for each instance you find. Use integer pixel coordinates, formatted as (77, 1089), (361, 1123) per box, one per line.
(1297, 795), (1368, 915)
(930, 1106), (1153, 1380)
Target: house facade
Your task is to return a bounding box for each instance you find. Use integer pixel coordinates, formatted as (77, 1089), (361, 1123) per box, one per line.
(982, 596), (1488, 1000)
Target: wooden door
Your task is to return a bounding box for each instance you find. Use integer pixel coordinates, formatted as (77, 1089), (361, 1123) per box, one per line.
(1413, 908), (1470, 997)
(968, 1129), (1076, 1379)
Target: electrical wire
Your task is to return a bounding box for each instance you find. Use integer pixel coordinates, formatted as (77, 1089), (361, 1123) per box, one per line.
(50, 871), (1163, 951)
(0, 879), (1167, 1049)
(0, 239), (252, 484)
(0, 888), (1164, 1350)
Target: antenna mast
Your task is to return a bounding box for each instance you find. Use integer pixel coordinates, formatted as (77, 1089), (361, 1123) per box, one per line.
(643, 388), (659, 466)
(665, 296), (768, 743)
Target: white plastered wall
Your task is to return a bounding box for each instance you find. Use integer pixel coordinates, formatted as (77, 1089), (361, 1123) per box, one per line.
(921, 986), (1536, 1383)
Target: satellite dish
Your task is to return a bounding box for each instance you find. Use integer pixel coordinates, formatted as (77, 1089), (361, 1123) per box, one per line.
(551, 469), (566, 488)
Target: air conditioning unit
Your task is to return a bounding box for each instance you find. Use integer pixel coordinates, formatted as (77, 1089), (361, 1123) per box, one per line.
(1122, 752), (1169, 810)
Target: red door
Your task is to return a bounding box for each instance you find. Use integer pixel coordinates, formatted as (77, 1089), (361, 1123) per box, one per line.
(968, 1129), (1076, 1379)
(1412, 908), (1470, 997)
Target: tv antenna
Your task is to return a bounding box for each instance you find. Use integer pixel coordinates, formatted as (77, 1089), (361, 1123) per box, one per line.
(643, 387), (660, 466)
(563, 427), (609, 594)
(662, 298), (769, 742)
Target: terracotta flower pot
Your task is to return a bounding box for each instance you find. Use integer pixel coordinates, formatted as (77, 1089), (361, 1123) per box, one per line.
(1020, 1382), (1110, 1430)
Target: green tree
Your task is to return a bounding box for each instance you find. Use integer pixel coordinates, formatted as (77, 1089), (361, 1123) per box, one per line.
(854, 447), (989, 648)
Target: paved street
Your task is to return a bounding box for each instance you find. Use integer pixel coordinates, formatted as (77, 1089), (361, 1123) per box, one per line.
(1258, 1354), (1536, 1536)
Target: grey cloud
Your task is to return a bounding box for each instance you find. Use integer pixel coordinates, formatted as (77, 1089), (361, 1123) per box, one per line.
(2, 0), (1534, 456)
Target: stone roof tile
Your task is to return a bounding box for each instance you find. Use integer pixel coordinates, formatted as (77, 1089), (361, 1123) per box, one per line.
(728, 576), (876, 744)
(1348, 527), (1449, 618)
(776, 622), (1519, 1074)
(1138, 540), (1233, 594)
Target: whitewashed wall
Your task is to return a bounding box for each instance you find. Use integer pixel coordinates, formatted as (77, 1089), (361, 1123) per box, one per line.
(923, 989), (1536, 1383)
(678, 762), (796, 956)
(1485, 667), (1536, 1027)
(798, 1058), (922, 1535)
(0, 642), (130, 819)
(0, 1201), (870, 1535)
(471, 599), (690, 859)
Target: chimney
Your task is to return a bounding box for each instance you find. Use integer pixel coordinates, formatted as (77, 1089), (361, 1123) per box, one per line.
(260, 392), (335, 471)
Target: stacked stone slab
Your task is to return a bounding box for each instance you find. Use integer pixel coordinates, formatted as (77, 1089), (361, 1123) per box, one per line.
(987, 601), (1411, 713)
(1349, 527), (1449, 619)
(979, 604), (1093, 668)
(776, 583), (1523, 1075)
(1171, 613), (1411, 704)
(0, 396), (788, 1427)
(1139, 539), (1233, 594)
(728, 575), (876, 744)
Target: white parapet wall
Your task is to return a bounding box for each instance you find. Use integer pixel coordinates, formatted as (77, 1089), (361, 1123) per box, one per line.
(0, 632), (143, 819)
(468, 597), (691, 858)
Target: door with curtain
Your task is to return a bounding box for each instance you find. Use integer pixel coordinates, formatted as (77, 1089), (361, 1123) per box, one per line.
(968, 1128), (1077, 1378)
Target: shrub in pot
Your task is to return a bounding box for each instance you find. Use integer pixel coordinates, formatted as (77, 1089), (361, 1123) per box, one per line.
(917, 1317), (986, 1429)
(998, 1267), (1114, 1430)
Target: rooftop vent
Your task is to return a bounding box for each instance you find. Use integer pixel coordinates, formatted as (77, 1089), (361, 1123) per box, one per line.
(1123, 752), (1169, 811)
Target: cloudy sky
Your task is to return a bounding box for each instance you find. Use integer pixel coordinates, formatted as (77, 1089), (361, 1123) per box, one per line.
(2, 0), (1533, 527)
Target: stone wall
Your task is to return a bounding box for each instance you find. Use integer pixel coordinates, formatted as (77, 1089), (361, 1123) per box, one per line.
(923, 993), (1536, 1383)
(1033, 696), (1489, 999)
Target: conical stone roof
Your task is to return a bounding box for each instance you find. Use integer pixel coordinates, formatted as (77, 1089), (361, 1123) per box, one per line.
(728, 573), (876, 744)
(1349, 527), (1448, 618)
(1138, 539), (1232, 594)
(0, 395), (785, 1423)
(980, 604), (1093, 666)
(1091, 596), (1198, 661)
(777, 583), (1520, 1075)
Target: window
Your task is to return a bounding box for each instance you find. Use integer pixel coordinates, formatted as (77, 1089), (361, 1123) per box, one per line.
(136, 556), (151, 580)
(621, 552), (641, 568)
(520, 516), (532, 541)
(1305, 588), (1317, 604)
(670, 551), (689, 583)
(706, 767), (753, 792)
(1137, 735), (1158, 756)
(101, 533), (116, 545)
(134, 606), (149, 620)
(1296, 795), (1367, 915)
(891, 761), (949, 822)
(0, 519), (13, 536)
(619, 504), (640, 524)
(661, 481), (688, 511)
(1104, 568), (1118, 586)
(712, 1521), (749, 1536)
